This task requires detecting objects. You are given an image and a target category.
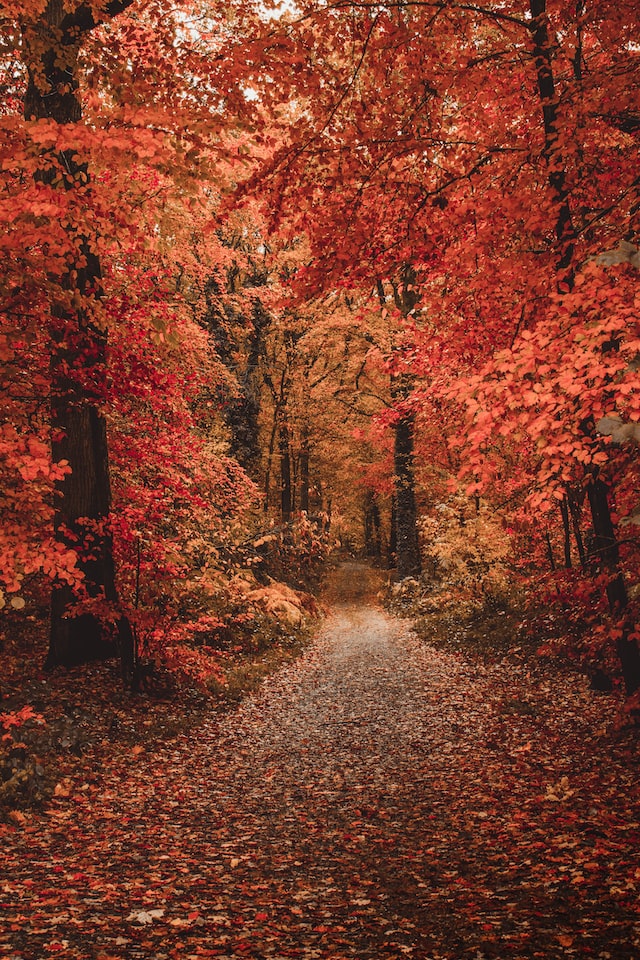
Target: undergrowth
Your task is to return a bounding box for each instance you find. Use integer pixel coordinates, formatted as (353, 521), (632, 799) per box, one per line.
(0, 597), (320, 817)
(385, 577), (530, 661)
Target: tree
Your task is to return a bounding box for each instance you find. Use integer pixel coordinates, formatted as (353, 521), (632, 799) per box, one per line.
(2, 0), (264, 675)
(242, 0), (640, 689)
(377, 269), (421, 578)
(19, 1), (137, 672)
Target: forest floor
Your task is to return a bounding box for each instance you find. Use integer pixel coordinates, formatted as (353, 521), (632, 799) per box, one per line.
(2, 562), (640, 960)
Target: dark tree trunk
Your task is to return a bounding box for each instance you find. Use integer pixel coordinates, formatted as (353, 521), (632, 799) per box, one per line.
(23, 1), (134, 677)
(568, 490), (587, 567)
(586, 475), (640, 694)
(364, 494), (382, 559)
(48, 338), (129, 670)
(378, 269), (422, 580)
(299, 425), (310, 514)
(528, 1), (640, 694)
(586, 476), (626, 606)
(545, 531), (556, 572)
(393, 409), (421, 579)
(372, 498), (381, 559)
(528, 0), (576, 281)
(389, 497), (397, 565)
(263, 414), (278, 512)
(560, 497), (572, 568)
(239, 298), (270, 476)
(364, 509), (373, 556)
(279, 416), (292, 523)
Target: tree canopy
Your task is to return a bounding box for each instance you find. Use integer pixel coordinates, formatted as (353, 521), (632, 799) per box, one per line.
(1, 0), (639, 698)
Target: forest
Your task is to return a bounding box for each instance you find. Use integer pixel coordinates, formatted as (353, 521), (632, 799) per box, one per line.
(1, 2), (640, 958)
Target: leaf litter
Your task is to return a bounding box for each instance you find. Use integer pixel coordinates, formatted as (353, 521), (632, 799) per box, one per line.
(1, 566), (639, 959)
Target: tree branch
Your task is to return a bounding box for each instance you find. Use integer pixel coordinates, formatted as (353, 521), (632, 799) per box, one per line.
(61, 0), (136, 38)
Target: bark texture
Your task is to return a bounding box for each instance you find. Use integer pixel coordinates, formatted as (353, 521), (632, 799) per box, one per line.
(528, 0), (640, 694)
(23, 1), (134, 675)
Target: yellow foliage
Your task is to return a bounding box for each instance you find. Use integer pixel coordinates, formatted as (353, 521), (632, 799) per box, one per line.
(420, 496), (512, 607)
(229, 573), (308, 627)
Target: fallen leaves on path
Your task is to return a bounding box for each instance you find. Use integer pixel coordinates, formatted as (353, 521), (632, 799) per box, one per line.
(2, 597), (639, 959)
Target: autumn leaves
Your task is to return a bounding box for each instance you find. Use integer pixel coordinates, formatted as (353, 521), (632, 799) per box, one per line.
(1, 1), (640, 693)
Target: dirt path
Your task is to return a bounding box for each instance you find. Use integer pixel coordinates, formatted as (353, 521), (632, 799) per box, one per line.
(2, 563), (640, 959)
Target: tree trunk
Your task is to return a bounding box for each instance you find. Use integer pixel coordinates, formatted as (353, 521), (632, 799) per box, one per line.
(389, 498), (397, 565)
(545, 531), (556, 572)
(23, 2), (134, 677)
(377, 270), (422, 579)
(560, 497), (572, 568)
(587, 475), (640, 694)
(393, 408), (421, 579)
(528, 0), (576, 281)
(372, 498), (381, 559)
(364, 507), (373, 556)
(279, 416), (292, 523)
(364, 494), (382, 559)
(568, 490), (587, 567)
(299, 425), (310, 514)
(528, 0), (640, 693)
(240, 298), (270, 477)
(586, 476), (626, 605)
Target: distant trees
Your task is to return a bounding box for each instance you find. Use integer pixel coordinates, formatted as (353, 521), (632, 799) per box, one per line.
(3, 0), (640, 696)
(242, 0), (640, 691)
